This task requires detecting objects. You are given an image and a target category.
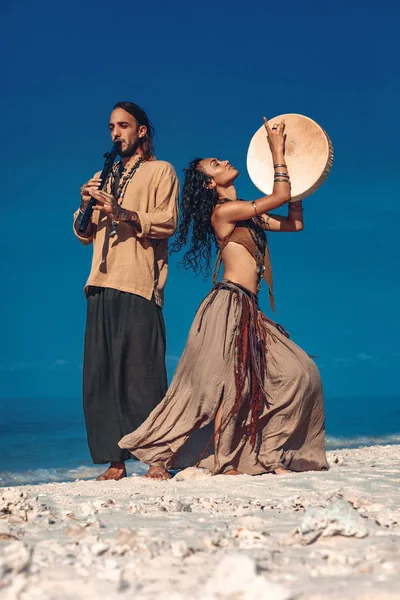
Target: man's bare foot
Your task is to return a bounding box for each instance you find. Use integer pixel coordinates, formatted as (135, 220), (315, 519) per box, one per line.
(144, 466), (171, 480)
(96, 461), (127, 481)
(273, 466), (292, 475)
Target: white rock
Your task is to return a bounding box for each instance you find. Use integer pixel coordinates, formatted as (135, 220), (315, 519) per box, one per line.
(232, 527), (264, 541)
(292, 500), (369, 544)
(0, 522), (18, 540)
(65, 524), (91, 539)
(374, 509), (399, 529)
(170, 540), (189, 558)
(91, 542), (110, 556)
(203, 553), (291, 600)
(173, 467), (212, 481)
(92, 498), (117, 511)
(0, 541), (31, 575)
(115, 528), (138, 549)
(97, 558), (121, 582)
(0, 573), (27, 600)
(234, 516), (269, 533)
(85, 517), (104, 529)
(80, 502), (98, 517)
(329, 454), (344, 466)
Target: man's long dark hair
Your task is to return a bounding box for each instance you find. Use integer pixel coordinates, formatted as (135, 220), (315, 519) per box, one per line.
(114, 101), (155, 160)
(171, 158), (220, 276)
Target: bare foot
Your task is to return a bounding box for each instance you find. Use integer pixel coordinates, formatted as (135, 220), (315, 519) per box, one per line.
(96, 461), (127, 481)
(144, 466), (171, 480)
(221, 469), (242, 476)
(273, 466), (292, 475)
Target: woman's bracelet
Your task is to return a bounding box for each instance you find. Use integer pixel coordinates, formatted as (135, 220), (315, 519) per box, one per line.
(274, 178), (291, 183)
(252, 201), (259, 216)
(274, 163), (287, 168)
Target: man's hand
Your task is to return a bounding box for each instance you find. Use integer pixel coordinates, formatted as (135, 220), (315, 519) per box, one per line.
(89, 188), (117, 217)
(80, 177), (102, 209)
(89, 188), (141, 229)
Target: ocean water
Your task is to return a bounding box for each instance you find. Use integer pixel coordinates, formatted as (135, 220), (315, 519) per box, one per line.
(0, 395), (399, 487)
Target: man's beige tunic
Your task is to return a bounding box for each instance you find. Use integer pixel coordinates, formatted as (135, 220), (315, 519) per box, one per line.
(74, 160), (179, 307)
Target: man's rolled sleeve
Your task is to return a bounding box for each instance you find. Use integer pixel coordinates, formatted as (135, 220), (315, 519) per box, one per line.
(73, 210), (95, 245)
(135, 164), (179, 239)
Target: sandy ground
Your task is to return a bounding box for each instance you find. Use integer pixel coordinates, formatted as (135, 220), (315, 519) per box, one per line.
(1, 445), (400, 600)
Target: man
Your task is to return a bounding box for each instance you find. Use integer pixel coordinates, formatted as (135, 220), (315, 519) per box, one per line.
(73, 101), (179, 480)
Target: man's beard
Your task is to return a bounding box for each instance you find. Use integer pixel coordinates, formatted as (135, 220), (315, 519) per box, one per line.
(118, 138), (141, 158)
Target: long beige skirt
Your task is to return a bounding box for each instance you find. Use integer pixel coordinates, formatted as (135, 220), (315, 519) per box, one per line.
(119, 280), (328, 475)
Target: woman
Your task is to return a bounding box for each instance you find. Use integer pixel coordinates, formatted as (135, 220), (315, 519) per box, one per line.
(119, 118), (328, 479)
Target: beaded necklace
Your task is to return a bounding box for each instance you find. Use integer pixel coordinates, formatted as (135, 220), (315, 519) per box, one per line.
(106, 157), (143, 237)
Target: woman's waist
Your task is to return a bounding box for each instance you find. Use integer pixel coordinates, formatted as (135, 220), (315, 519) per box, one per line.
(219, 268), (259, 296)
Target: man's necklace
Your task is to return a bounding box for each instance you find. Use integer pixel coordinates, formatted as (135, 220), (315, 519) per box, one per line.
(108, 157), (143, 238)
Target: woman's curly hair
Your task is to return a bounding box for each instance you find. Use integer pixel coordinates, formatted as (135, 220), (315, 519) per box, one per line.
(170, 158), (220, 276)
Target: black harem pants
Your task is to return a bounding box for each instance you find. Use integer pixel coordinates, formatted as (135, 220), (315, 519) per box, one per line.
(83, 286), (168, 464)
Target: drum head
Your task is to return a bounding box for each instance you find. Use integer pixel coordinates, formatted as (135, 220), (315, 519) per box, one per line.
(246, 114), (334, 201)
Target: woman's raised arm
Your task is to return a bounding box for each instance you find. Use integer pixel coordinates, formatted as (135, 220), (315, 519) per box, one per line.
(213, 118), (291, 225)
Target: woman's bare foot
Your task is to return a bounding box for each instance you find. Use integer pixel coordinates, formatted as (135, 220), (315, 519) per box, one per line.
(96, 461), (127, 481)
(223, 469), (242, 475)
(273, 466), (292, 475)
(144, 466), (171, 480)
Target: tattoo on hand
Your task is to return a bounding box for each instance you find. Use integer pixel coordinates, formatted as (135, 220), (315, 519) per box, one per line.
(111, 203), (141, 230)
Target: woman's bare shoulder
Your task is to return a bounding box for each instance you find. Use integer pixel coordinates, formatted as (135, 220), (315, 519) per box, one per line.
(212, 208), (236, 243)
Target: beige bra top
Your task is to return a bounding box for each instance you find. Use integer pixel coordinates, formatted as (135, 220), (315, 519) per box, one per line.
(212, 218), (275, 312)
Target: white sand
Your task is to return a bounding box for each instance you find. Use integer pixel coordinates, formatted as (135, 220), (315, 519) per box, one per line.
(1, 445), (399, 600)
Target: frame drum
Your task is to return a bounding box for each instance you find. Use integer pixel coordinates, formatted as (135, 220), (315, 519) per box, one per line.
(247, 114), (334, 201)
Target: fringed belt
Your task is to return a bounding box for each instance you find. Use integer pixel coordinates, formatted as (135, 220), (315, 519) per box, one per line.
(197, 279), (272, 450)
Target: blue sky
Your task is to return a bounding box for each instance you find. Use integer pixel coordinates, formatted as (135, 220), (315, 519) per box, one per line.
(1, 0), (399, 403)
